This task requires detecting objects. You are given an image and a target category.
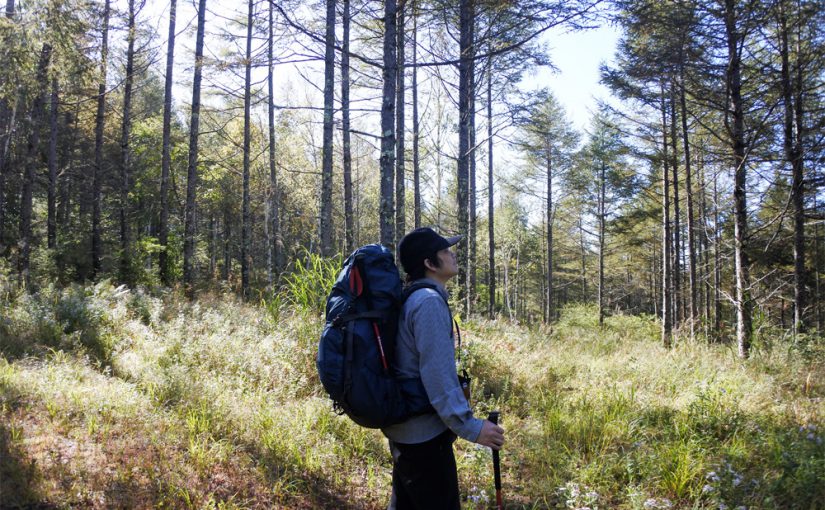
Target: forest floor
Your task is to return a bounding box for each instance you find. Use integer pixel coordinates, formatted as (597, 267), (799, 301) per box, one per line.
(1, 281), (823, 509)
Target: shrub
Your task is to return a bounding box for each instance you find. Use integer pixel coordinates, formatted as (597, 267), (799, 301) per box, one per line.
(279, 251), (342, 317)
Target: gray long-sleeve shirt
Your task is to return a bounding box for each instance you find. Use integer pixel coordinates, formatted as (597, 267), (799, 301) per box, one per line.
(381, 278), (484, 444)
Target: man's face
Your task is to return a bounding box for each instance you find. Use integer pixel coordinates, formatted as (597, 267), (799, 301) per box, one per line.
(430, 247), (458, 281)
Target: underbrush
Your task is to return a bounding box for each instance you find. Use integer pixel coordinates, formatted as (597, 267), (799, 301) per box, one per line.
(1, 289), (823, 509)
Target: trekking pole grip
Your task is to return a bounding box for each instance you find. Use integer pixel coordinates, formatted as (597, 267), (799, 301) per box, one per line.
(487, 411), (502, 509)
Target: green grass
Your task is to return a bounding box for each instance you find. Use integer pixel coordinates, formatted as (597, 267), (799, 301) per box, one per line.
(1, 286), (823, 509)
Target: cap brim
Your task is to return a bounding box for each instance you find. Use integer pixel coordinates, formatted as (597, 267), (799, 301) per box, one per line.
(445, 235), (463, 247)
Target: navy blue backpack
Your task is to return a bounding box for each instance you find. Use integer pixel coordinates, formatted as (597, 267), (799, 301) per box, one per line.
(317, 244), (434, 428)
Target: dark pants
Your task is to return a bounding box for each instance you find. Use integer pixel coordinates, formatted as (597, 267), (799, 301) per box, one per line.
(388, 430), (460, 510)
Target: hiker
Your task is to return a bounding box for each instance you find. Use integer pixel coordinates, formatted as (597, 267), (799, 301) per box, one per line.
(382, 227), (505, 510)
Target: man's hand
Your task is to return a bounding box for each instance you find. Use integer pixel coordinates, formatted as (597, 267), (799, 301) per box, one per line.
(476, 419), (505, 450)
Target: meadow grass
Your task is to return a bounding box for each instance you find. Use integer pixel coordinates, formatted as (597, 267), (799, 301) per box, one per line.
(1, 282), (823, 509)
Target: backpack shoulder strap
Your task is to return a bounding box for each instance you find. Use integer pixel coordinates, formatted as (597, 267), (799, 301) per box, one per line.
(400, 282), (464, 363)
(401, 281), (440, 303)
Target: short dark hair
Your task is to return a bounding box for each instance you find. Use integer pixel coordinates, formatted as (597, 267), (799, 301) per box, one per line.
(404, 251), (442, 283)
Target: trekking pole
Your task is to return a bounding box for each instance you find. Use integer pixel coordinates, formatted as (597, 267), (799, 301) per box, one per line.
(487, 411), (503, 510)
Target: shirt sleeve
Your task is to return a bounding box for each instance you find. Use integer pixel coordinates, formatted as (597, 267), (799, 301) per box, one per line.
(411, 293), (484, 442)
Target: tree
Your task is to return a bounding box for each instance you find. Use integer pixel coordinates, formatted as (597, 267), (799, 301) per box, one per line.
(379, 0), (397, 248)
(268, 0), (284, 277)
(456, 0), (474, 313)
(517, 89), (579, 321)
(320, 0), (335, 256)
(241, 0), (254, 297)
(91, 0), (110, 278)
(158, 0), (177, 285)
(395, 0), (406, 247)
(721, 0), (753, 358)
(571, 107), (634, 325)
(411, 0), (421, 229)
(19, 43), (51, 286)
(341, 0), (353, 253)
(119, 0), (138, 283)
(183, 0), (207, 294)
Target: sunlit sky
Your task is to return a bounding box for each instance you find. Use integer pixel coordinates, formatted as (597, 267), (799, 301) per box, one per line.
(541, 24), (621, 131)
(140, 1), (621, 135)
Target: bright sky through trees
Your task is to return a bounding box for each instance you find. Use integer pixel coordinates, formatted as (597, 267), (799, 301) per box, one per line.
(142, 0), (619, 137)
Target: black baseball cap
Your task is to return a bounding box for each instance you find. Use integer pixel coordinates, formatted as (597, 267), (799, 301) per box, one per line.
(398, 227), (462, 275)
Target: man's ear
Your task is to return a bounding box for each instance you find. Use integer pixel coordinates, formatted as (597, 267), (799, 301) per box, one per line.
(423, 257), (435, 272)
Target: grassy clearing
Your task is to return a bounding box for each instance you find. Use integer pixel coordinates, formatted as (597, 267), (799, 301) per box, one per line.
(1, 283), (823, 509)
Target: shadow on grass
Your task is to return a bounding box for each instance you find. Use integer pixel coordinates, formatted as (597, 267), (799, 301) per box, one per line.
(0, 421), (57, 509)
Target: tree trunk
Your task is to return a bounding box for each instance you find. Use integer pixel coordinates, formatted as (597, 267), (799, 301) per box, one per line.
(92, 0), (110, 279)
(48, 78), (58, 250)
(320, 0), (335, 256)
(222, 205), (231, 281)
(395, 0), (406, 247)
(661, 84), (673, 348)
(269, 0), (284, 275)
(19, 44), (52, 287)
(579, 216), (587, 298)
(159, 0), (176, 286)
(0, 0), (15, 249)
(598, 162), (606, 327)
(713, 166), (721, 335)
(669, 87), (681, 325)
(379, 0), (397, 248)
(724, 0), (752, 358)
(412, 0), (420, 229)
(241, 0), (253, 297)
(119, 0), (136, 284)
(456, 0), (474, 313)
(468, 48), (477, 315)
(183, 0), (207, 295)
(815, 198), (822, 330)
(546, 148), (553, 322)
(779, 3), (807, 333)
(679, 68), (697, 340)
(487, 55), (495, 319)
(342, 0), (353, 254)
(699, 144), (712, 337)
(206, 213), (213, 278)
(0, 99), (15, 251)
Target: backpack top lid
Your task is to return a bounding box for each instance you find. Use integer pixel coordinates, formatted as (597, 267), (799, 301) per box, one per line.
(325, 243), (401, 323)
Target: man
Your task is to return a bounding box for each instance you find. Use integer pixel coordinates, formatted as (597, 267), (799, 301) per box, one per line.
(382, 227), (505, 509)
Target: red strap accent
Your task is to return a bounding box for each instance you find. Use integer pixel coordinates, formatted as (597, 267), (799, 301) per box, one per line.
(372, 323), (389, 371)
(349, 265), (363, 296)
